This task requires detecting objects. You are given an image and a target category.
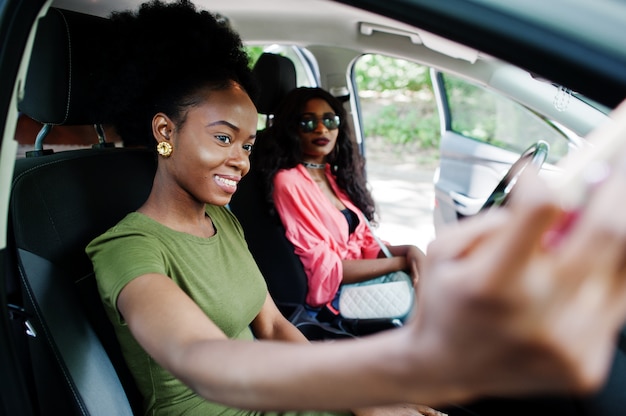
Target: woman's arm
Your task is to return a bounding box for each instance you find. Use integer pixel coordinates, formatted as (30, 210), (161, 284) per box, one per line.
(116, 272), (442, 411)
(117, 170), (626, 411)
(341, 244), (425, 285)
(387, 244), (426, 284)
(249, 293), (446, 415)
(250, 293), (309, 343)
(341, 256), (406, 284)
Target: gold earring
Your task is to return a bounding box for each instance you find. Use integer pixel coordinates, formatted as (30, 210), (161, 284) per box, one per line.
(157, 141), (173, 157)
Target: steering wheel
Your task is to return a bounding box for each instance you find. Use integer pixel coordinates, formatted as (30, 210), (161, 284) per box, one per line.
(480, 140), (550, 212)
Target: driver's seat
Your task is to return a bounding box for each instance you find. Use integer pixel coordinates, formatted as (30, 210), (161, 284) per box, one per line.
(8, 8), (149, 415)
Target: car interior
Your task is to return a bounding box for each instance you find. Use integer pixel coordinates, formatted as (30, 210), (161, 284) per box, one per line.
(7, 7), (403, 415)
(4, 1), (626, 415)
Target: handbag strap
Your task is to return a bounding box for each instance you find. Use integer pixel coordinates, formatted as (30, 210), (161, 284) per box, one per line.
(363, 217), (392, 258)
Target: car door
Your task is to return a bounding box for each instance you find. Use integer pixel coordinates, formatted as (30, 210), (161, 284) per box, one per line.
(431, 69), (576, 232)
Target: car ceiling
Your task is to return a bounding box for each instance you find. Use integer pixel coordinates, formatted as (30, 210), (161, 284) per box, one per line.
(49, 0), (492, 99)
(50, 0), (472, 77)
(52, 0), (419, 47)
(51, 0), (626, 112)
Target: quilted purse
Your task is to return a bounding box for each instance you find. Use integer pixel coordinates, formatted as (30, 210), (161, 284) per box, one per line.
(339, 271), (414, 320)
(338, 220), (415, 321)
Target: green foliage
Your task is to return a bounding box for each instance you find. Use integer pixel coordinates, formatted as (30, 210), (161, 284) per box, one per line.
(364, 103), (440, 148)
(245, 46), (266, 68)
(356, 55), (439, 150)
(355, 55), (430, 92)
(444, 74), (496, 142)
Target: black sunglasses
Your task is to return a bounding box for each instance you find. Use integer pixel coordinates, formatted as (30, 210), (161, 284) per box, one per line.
(298, 113), (341, 133)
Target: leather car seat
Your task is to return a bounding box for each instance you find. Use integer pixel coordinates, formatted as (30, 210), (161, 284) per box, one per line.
(8, 8), (153, 415)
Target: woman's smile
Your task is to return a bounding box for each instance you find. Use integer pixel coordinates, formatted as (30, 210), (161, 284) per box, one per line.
(214, 174), (240, 194)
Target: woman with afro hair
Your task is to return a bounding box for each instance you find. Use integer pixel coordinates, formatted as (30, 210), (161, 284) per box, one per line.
(87, 1), (439, 415)
(85, 1), (626, 415)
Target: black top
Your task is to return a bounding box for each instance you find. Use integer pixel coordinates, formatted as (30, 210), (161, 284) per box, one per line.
(340, 208), (359, 235)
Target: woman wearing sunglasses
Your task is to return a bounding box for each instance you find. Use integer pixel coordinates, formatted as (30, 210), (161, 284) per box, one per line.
(256, 87), (425, 316)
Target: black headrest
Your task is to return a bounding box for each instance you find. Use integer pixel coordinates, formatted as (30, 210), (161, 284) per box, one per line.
(11, 148), (156, 273)
(18, 8), (110, 125)
(252, 53), (297, 115)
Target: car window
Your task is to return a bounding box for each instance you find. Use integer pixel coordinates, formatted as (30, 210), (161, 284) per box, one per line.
(352, 53), (438, 251)
(354, 54), (439, 162)
(440, 72), (569, 164)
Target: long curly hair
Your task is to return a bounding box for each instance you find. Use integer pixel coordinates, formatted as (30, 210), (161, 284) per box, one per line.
(95, 0), (257, 147)
(255, 87), (376, 221)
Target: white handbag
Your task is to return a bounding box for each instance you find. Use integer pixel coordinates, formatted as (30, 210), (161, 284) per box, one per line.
(338, 220), (415, 321)
(339, 272), (414, 320)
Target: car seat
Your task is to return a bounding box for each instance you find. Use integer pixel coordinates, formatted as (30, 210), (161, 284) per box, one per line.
(230, 53), (401, 337)
(7, 8), (155, 415)
(232, 53), (307, 306)
(231, 54), (352, 339)
(252, 52), (298, 129)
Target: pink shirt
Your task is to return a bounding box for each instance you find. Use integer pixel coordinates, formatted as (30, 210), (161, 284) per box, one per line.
(273, 164), (381, 307)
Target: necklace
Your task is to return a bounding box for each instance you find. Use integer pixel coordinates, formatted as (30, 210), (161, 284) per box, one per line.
(302, 161), (326, 169)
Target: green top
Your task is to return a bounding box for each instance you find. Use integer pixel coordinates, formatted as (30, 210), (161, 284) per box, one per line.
(87, 204), (349, 416)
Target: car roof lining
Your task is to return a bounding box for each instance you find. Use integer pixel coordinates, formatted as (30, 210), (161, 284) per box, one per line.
(49, 0), (609, 139)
